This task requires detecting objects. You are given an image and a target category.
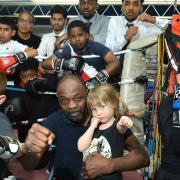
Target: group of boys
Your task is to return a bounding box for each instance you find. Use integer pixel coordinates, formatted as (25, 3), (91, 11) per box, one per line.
(0, 0), (172, 179)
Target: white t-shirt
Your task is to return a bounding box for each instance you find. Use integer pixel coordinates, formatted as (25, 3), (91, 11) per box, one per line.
(0, 40), (28, 56)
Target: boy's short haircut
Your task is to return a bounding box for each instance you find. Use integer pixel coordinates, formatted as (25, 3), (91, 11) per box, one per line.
(67, 20), (88, 36)
(50, 5), (68, 19)
(0, 71), (7, 95)
(13, 58), (39, 86)
(0, 17), (16, 30)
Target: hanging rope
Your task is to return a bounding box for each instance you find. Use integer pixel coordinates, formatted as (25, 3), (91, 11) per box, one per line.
(152, 33), (165, 178)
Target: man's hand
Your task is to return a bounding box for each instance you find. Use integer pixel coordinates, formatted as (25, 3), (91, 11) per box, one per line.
(54, 33), (68, 50)
(23, 123), (55, 154)
(124, 26), (138, 41)
(82, 152), (112, 179)
(137, 12), (156, 24)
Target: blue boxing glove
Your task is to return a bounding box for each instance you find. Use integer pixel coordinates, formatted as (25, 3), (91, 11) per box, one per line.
(172, 86), (180, 109)
(85, 70), (109, 89)
(172, 86), (180, 128)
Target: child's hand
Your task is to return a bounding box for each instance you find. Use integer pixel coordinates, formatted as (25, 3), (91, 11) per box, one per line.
(117, 116), (133, 134)
(90, 117), (100, 129)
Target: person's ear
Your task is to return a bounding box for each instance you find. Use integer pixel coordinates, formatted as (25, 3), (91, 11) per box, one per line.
(86, 33), (90, 39)
(64, 18), (68, 26)
(0, 95), (6, 105)
(50, 17), (53, 25)
(11, 29), (16, 37)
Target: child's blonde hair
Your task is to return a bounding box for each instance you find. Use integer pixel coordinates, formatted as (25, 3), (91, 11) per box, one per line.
(0, 71), (7, 95)
(87, 83), (128, 119)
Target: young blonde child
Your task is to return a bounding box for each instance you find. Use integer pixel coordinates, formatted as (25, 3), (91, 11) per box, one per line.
(78, 83), (133, 180)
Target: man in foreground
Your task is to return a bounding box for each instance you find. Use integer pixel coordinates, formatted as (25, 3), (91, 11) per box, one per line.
(19, 74), (149, 179)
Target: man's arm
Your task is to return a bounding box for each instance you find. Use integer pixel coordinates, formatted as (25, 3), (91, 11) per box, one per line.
(19, 123), (55, 170)
(105, 17), (127, 52)
(137, 12), (169, 31)
(41, 55), (55, 70)
(103, 51), (120, 76)
(24, 47), (38, 58)
(37, 35), (48, 56)
(41, 46), (72, 70)
(82, 135), (149, 179)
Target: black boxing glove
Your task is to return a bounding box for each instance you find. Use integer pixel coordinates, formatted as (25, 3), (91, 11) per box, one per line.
(25, 78), (55, 95)
(14, 52), (27, 63)
(0, 136), (19, 160)
(52, 56), (84, 73)
(0, 52), (27, 72)
(5, 96), (24, 122)
(85, 70), (109, 89)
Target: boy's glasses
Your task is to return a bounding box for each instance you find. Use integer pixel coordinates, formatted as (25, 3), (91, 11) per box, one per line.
(18, 19), (33, 25)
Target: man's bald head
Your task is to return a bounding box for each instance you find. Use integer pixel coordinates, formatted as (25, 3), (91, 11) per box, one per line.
(56, 74), (87, 123)
(57, 74), (86, 95)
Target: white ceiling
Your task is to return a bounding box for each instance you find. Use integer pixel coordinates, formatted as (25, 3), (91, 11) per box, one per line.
(1, 0), (179, 5)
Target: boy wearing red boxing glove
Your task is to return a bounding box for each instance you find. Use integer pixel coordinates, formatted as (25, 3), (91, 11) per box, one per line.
(0, 17), (38, 73)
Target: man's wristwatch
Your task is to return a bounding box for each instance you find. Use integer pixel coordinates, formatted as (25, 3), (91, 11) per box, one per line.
(0, 136), (19, 160)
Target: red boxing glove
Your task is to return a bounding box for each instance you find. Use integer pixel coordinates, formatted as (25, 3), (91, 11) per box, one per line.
(0, 52), (27, 72)
(80, 63), (98, 82)
(0, 56), (17, 72)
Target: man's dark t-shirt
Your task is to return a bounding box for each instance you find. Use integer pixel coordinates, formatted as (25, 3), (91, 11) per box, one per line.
(42, 110), (86, 180)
